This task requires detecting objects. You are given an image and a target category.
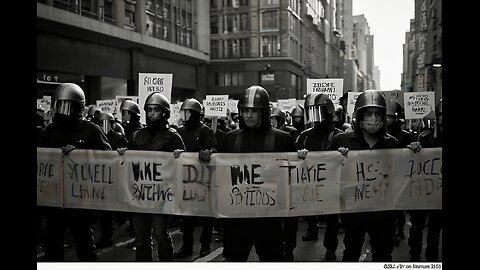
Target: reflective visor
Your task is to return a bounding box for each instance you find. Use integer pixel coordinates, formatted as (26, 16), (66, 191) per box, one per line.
(100, 119), (112, 134)
(180, 109), (191, 122)
(54, 100), (73, 116)
(305, 105), (326, 124)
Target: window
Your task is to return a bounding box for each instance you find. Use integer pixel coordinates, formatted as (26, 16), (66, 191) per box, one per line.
(211, 16), (218, 34)
(261, 0), (278, 5)
(223, 38), (249, 58)
(211, 40), (219, 59)
(211, 0), (218, 8)
(225, 14), (235, 33)
(103, 0), (114, 22)
(261, 35), (279, 57)
(261, 10), (279, 31)
(239, 38), (249, 57)
(239, 13), (248, 31)
(125, 1), (136, 29)
(216, 72), (245, 86)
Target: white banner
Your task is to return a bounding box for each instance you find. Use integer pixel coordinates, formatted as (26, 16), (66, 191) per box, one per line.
(37, 148), (63, 207)
(36, 148), (442, 216)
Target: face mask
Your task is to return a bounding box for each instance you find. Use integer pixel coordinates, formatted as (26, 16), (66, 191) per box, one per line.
(361, 120), (383, 134)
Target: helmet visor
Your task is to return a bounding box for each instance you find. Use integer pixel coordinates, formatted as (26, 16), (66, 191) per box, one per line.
(122, 110), (131, 123)
(305, 105), (327, 124)
(100, 119), (112, 134)
(54, 100), (74, 116)
(180, 109), (191, 122)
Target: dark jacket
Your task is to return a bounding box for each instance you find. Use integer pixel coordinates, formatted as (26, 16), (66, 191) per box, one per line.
(38, 120), (111, 150)
(106, 130), (129, 150)
(130, 124), (185, 152)
(177, 121), (218, 152)
(295, 124), (343, 151)
(220, 125), (296, 153)
(387, 122), (414, 147)
(327, 130), (399, 151)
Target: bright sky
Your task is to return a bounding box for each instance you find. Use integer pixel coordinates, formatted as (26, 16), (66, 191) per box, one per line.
(352, 0), (414, 91)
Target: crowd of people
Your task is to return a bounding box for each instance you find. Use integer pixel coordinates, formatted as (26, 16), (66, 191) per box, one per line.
(36, 83), (442, 262)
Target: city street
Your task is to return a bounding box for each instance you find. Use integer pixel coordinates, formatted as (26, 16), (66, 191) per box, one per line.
(37, 212), (441, 262)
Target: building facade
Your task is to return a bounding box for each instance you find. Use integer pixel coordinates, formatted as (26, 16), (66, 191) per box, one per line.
(402, 0), (442, 104)
(37, 0), (210, 105)
(206, 0), (343, 101)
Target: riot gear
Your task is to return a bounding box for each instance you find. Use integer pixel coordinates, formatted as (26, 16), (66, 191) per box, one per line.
(53, 83), (85, 117)
(304, 92), (334, 124)
(98, 112), (115, 135)
(120, 100), (141, 117)
(270, 107), (286, 128)
(180, 98), (202, 123)
(354, 90), (387, 134)
(238, 85), (270, 109)
(180, 98), (202, 113)
(144, 92), (171, 120)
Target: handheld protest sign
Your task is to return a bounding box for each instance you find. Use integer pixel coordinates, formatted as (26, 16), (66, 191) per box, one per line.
(346, 92), (362, 118)
(204, 95), (228, 118)
(404, 92), (435, 120)
(96, 99), (116, 115)
(307, 78), (344, 104)
(138, 73), (173, 124)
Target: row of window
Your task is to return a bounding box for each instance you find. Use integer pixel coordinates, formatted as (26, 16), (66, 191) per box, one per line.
(210, 10), (279, 34)
(213, 71), (302, 95)
(43, 0), (195, 49)
(211, 35), (280, 59)
(210, 0), (280, 9)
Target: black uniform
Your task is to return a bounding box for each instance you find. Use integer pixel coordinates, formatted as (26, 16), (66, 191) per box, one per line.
(408, 129), (442, 261)
(388, 121), (415, 243)
(38, 120), (111, 261)
(96, 130), (129, 248)
(296, 124), (344, 259)
(129, 123), (185, 261)
(220, 125), (296, 262)
(176, 121), (218, 256)
(327, 130), (400, 262)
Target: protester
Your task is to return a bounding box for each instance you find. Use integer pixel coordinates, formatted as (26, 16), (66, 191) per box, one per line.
(118, 99), (145, 248)
(38, 83), (112, 261)
(95, 112), (129, 249)
(296, 92), (343, 261)
(117, 92), (185, 261)
(173, 98), (218, 259)
(271, 106), (299, 140)
(327, 89), (400, 262)
(386, 100), (414, 246)
(408, 99), (442, 262)
(219, 85), (296, 262)
(291, 105), (306, 134)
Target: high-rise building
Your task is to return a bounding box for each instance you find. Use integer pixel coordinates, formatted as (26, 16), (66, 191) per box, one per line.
(402, 0), (442, 104)
(206, 0), (343, 101)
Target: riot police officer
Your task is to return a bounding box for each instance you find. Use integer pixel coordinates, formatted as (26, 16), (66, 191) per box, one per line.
(219, 86), (296, 262)
(118, 92), (185, 261)
(38, 83), (111, 261)
(296, 92), (344, 261)
(174, 98), (218, 259)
